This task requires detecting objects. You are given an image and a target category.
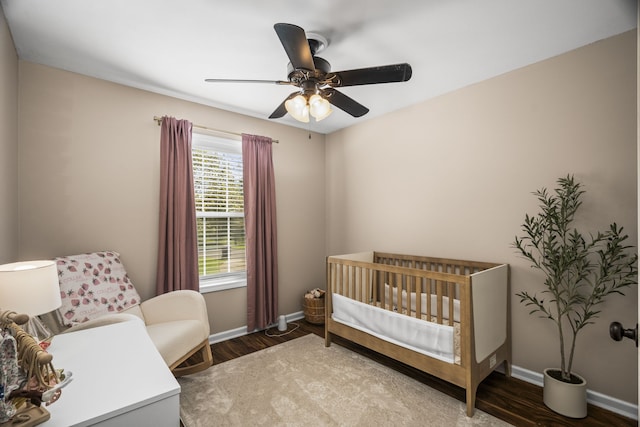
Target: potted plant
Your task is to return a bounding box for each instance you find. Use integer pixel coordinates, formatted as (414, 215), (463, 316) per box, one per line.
(513, 174), (637, 418)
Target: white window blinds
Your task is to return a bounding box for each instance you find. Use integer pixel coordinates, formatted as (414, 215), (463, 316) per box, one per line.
(192, 133), (246, 289)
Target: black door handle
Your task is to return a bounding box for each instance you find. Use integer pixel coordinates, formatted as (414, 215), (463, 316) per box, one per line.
(609, 322), (638, 347)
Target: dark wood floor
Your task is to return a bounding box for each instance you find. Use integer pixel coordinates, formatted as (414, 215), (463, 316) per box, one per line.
(208, 320), (635, 427)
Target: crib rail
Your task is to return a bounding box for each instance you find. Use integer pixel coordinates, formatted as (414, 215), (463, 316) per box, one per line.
(374, 252), (498, 275)
(327, 252), (497, 327)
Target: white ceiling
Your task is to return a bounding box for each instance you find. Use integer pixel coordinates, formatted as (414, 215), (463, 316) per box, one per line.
(1, 0), (637, 134)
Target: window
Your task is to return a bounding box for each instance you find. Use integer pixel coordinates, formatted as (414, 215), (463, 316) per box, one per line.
(192, 133), (246, 292)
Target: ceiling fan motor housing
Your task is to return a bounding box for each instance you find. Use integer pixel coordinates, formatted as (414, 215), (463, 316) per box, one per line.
(287, 56), (331, 83)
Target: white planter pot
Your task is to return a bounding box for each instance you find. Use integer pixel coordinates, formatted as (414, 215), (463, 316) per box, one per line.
(543, 368), (587, 418)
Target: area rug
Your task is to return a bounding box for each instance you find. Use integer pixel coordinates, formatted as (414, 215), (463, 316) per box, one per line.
(177, 334), (511, 426)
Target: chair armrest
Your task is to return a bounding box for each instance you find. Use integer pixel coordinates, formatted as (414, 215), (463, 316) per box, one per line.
(139, 290), (210, 335)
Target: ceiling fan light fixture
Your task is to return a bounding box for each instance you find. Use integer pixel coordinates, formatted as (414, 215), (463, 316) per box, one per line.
(285, 94), (310, 122)
(309, 94), (332, 121)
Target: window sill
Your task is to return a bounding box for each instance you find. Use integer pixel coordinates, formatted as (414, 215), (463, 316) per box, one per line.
(199, 277), (247, 294)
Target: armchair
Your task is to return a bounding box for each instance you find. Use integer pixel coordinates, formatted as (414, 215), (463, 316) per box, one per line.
(49, 251), (212, 377)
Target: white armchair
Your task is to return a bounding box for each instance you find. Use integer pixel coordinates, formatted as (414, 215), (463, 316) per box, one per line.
(124, 289), (212, 375)
(49, 251), (212, 377)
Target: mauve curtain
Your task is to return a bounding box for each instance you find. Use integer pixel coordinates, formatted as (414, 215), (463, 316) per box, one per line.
(156, 116), (200, 294)
(242, 133), (278, 331)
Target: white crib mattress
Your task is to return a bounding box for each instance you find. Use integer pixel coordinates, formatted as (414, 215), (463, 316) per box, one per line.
(331, 293), (461, 364)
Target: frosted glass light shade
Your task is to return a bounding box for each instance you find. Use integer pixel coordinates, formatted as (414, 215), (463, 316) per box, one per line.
(0, 260), (62, 316)
(309, 94), (332, 121)
(285, 95), (309, 123)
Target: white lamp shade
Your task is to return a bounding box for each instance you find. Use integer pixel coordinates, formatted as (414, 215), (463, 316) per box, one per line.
(0, 260), (62, 316)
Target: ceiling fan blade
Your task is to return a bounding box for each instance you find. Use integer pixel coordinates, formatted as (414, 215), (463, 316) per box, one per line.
(274, 23), (315, 71)
(323, 88), (369, 117)
(329, 63), (412, 87)
(269, 92), (299, 119)
(205, 78), (291, 85)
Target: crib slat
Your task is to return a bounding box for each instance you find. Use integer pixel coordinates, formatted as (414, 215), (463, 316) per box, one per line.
(388, 274), (393, 311)
(398, 272), (404, 312)
(358, 267), (364, 302)
(414, 276), (421, 319)
(351, 266), (356, 300)
(380, 270), (385, 308)
(356, 266), (361, 300)
(371, 268), (378, 304)
(354, 266), (359, 301)
(448, 281), (455, 326)
(350, 265), (355, 299)
(436, 280), (444, 324)
(426, 276), (432, 319)
(402, 274), (409, 316)
(332, 263), (337, 294)
(332, 264), (337, 294)
(343, 264), (348, 295)
(364, 268), (370, 303)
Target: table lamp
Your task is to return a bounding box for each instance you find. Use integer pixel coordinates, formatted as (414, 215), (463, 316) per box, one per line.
(0, 260), (62, 342)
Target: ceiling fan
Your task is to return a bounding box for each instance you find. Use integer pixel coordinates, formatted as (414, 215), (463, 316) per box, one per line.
(205, 23), (412, 123)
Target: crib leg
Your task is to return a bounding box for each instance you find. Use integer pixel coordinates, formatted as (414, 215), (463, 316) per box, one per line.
(466, 386), (477, 417)
(503, 359), (512, 378)
(325, 330), (332, 347)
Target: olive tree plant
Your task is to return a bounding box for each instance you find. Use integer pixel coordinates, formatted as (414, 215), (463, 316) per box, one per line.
(513, 175), (637, 383)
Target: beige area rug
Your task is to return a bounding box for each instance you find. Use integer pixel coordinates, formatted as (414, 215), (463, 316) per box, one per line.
(178, 334), (512, 427)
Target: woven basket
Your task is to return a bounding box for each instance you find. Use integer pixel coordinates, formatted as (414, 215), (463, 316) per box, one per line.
(303, 297), (325, 325)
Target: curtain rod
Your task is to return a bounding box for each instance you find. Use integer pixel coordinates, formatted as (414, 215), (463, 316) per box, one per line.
(153, 116), (279, 143)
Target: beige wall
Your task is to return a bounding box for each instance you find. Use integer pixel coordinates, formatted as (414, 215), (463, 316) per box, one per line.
(17, 61), (327, 334)
(0, 5), (18, 263)
(326, 31), (638, 404)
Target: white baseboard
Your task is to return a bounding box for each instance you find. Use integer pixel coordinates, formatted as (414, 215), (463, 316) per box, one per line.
(208, 311), (305, 344)
(511, 366), (638, 420)
(208, 325), (248, 344)
(208, 316), (637, 421)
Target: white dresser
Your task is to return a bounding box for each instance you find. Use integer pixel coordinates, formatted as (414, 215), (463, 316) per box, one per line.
(41, 320), (180, 427)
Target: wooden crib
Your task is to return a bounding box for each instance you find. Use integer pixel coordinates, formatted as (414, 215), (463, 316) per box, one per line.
(325, 251), (511, 417)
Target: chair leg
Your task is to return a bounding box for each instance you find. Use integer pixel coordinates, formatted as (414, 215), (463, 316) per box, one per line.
(170, 339), (213, 377)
